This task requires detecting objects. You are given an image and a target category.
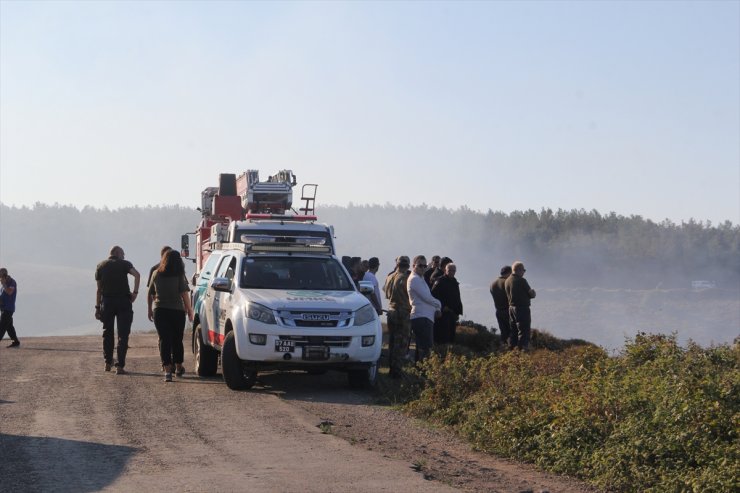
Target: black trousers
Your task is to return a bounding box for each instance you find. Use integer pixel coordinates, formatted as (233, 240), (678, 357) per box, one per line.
(0, 310), (18, 341)
(433, 311), (458, 345)
(509, 306), (531, 350)
(154, 308), (186, 366)
(495, 308), (511, 347)
(101, 296), (133, 367)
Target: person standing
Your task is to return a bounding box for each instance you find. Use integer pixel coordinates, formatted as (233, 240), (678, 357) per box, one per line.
(407, 255), (441, 362)
(147, 245), (189, 371)
(0, 268), (20, 348)
(147, 245), (172, 288)
(147, 250), (194, 382)
(431, 263), (463, 344)
(362, 257), (383, 315)
(384, 255), (411, 378)
(95, 246), (141, 374)
(429, 256), (453, 286)
(423, 256), (440, 287)
(505, 261), (536, 351)
(490, 265), (513, 349)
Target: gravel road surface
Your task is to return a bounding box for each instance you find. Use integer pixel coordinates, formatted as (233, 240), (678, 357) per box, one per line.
(0, 334), (597, 493)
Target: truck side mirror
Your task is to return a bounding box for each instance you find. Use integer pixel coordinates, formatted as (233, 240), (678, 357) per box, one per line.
(181, 234), (190, 258)
(210, 277), (233, 293)
(358, 280), (374, 295)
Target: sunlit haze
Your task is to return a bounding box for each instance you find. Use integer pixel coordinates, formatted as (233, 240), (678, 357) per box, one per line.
(1, 1), (738, 224)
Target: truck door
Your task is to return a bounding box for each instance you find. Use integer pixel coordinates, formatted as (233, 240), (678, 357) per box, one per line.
(205, 255), (237, 345)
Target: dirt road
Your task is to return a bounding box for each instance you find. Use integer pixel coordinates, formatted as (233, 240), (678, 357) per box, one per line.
(0, 334), (597, 493)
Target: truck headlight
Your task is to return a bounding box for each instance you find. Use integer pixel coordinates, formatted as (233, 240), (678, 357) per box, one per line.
(246, 303), (277, 325)
(353, 304), (376, 326)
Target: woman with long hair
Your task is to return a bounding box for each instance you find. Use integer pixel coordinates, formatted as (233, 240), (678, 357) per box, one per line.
(147, 250), (193, 382)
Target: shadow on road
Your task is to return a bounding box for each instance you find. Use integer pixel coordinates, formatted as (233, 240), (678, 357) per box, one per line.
(16, 346), (99, 353)
(0, 433), (138, 493)
(250, 370), (378, 406)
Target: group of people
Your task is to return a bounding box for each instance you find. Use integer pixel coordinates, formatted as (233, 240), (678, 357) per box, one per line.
(490, 261), (536, 351)
(94, 245), (192, 382)
(341, 255), (384, 315)
(4, 248), (536, 381)
(382, 254), (463, 378)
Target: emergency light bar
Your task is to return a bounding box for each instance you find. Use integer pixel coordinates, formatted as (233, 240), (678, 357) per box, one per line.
(211, 243), (248, 253)
(248, 244), (332, 254)
(240, 234), (327, 245)
(246, 213), (318, 222)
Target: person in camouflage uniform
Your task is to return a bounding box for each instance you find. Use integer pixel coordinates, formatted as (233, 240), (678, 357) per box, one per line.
(384, 256), (411, 379)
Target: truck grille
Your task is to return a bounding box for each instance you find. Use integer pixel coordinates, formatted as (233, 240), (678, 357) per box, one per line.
(278, 335), (352, 348)
(276, 310), (353, 328)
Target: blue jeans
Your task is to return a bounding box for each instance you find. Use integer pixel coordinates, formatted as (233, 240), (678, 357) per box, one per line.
(411, 317), (434, 362)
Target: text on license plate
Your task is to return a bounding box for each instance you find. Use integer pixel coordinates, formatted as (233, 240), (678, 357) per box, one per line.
(275, 340), (295, 352)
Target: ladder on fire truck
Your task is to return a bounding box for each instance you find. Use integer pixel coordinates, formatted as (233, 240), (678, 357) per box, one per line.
(298, 184), (318, 216)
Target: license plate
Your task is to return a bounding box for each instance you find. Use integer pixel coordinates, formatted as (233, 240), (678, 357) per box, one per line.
(275, 340), (295, 352)
(302, 346), (330, 361)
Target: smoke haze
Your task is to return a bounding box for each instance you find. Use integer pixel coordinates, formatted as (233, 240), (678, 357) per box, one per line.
(1, 203), (737, 349)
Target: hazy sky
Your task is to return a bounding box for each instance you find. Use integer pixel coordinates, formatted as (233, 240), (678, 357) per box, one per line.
(1, 0), (738, 224)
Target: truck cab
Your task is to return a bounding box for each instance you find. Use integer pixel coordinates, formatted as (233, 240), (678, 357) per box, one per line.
(192, 241), (381, 390)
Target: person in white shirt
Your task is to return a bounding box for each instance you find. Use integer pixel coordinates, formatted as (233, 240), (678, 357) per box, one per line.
(407, 255), (441, 362)
(362, 257), (383, 315)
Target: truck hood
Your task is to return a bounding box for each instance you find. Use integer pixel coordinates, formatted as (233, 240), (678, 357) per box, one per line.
(242, 289), (369, 311)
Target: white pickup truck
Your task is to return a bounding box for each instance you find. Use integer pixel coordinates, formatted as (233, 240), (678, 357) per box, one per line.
(191, 239), (382, 390)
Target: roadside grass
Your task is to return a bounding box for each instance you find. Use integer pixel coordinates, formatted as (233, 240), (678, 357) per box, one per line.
(377, 323), (739, 493)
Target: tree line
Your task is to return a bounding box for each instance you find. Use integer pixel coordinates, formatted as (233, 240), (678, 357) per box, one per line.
(1, 202), (738, 290)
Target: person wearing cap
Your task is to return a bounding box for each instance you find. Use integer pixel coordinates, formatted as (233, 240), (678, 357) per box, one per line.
(431, 263), (463, 344)
(384, 255), (411, 378)
(407, 255), (442, 362)
(490, 265), (513, 349)
(504, 261), (536, 351)
(362, 257), (383, 315)
(95, 246), (141, 374)
(0, 267), (20, 348)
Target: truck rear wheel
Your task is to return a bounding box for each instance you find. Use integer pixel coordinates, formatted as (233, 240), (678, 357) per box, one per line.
(348, 360), (378, 389)
(194, 324), (218, 377)
(222, 331), (256, 390)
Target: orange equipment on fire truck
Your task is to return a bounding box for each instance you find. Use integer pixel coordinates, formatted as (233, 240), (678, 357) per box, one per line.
(181, 170), (322, 273)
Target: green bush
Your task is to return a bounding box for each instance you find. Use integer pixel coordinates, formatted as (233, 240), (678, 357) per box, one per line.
(405, 333), (739, 492)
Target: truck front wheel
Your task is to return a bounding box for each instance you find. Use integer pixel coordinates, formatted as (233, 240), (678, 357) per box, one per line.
(194, 324), (218, 377)
(222, 331), (256, 390)
(348, 360), (378, 389)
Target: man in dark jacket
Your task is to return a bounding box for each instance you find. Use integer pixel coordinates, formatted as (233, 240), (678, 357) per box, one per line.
(431, 263), (463, 344)
(504, 261), (536, 351)
(423, 256), (440, 286)
(490, 265), (512, 349)
(429, 256), (453, 286)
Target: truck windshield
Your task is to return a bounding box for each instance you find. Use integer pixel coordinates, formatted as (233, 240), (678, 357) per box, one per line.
(240, 257), (354, 291)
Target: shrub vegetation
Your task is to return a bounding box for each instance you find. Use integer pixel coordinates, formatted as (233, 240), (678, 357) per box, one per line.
(402, 332), (739, 492)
